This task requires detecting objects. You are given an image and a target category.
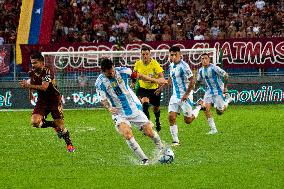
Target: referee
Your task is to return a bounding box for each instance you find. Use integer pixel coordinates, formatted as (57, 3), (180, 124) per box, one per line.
(134, 46), (164, 132)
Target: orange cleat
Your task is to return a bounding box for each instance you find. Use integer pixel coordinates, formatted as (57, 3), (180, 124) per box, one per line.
(67, 144), (75, 152)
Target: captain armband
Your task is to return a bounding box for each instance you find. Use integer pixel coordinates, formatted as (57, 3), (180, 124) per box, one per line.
(43, 75), (52, 82)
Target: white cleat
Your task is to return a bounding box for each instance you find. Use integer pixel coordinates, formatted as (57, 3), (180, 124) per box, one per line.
(171, 142), (181, 147)
(207, 129), (218, 135)
(140, 159), (149, 165)
(225, 94), (233, 104)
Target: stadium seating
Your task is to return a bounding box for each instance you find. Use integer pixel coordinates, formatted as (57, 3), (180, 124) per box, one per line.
(0, 0), (283, 80)
(0, 0), (283, 44)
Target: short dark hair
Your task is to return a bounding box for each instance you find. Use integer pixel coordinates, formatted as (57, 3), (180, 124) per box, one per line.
(30, 51), (44, 61)
(201, 53), (209, 57)
(169, 46), (180, 52)
(141, 46), (151, 52)
(100, 58), (114, 72)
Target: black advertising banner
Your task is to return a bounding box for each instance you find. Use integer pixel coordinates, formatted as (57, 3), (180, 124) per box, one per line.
(1, 82), (283, 110)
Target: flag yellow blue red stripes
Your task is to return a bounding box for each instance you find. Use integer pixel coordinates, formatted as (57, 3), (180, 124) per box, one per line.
(16, 0), (55, 64)
(28, 0), (45, 44)
(16, 0), (34, 64)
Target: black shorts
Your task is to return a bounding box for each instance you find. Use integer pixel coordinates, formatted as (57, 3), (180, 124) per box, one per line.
(137, 88), (161, 107)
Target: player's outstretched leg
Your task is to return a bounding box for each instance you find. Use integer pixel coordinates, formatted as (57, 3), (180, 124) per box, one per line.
(40, 120), (64, 139)
(204, 103), (218, 135)
(169, 112), (180, 146)
(62, 130), (75, 152)
(126, 137), (149, 165)
(170, 126), (180, 146)
(118, 122), (149, 164)
(207, 117), (218, 135)
(143, 122), (164, 150)
(54, 119), (75, 152)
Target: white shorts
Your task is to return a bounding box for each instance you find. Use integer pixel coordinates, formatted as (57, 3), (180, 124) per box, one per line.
(112, 110), (150, 131)
(204, 92), (226, 110)
(168, 96), (194, 117)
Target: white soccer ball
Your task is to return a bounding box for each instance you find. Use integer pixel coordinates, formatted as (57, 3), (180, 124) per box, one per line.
(159, 148), (175, 164)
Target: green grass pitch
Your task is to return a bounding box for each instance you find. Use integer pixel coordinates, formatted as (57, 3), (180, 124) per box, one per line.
(0, 105), (283, 188)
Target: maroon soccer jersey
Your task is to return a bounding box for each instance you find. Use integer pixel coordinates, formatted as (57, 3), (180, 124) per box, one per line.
(29, 66), (63, 119)
(29, 66), (60, 100)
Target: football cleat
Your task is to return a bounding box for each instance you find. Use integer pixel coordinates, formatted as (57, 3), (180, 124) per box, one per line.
(225, 93), (233, 104)
(67, 144), (75, 152)
(207, 129), (218, 135)
(140, 159), (149, 165)
(171, 142), (180, 147)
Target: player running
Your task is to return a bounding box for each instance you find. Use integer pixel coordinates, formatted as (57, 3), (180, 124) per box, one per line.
(195, 53), (233, 134)
(95, 58), (167, 165)
(19, 51), (75, 152)
(166, 46), (202, 146)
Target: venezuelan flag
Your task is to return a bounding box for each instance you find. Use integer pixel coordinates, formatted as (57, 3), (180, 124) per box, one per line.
(16, 0), (56, 64)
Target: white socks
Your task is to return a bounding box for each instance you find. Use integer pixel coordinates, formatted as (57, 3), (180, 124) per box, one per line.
(192, 105), (201, 118)
(224, 95), (233, 108)
(170, 124), (179, 143)
(208, 117), (217, 131)
(126, 137), (148, 160)
(151, 131), (163, 150)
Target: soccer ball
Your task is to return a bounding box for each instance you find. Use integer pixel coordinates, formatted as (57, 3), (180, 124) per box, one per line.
(159, 148), (175, 164)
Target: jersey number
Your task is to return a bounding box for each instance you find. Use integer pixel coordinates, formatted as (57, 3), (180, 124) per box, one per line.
(114, 87), (123, 96)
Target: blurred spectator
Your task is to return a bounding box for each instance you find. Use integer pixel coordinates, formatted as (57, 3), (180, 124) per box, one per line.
(161, 27), (172, 41)
(118, 17), (129, 33)
(109, 31), (118, 43)
(255, 0), (265, 10)
(194, 29), (205, 40)
(235, 27), (246, 38)
(145, 29), (156, 41)
(210, 20), (220, 39)
(203, 29), (211, 40)
(0, 31), (4, 45)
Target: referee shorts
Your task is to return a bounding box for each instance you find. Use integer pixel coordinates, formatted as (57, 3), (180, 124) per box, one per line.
(137, 87), (161, 107)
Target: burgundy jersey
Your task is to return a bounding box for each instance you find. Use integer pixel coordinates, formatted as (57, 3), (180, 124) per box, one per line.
(28, 66), (60, 100)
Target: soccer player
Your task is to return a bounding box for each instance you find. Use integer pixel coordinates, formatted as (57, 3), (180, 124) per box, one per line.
(134, 46), (165, 132)
(95, 58), (166, 165)
(195, 53), (232, 134)
(19, 51), (75, 152)
(167, 46), (202, 146)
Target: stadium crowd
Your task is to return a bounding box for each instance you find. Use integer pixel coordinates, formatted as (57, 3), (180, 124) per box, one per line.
(0, 0), (284, 45)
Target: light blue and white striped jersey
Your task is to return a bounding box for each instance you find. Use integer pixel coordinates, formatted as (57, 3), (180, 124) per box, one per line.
(197, 64), (227, 96)
(95, 67), (142, 117)
(169, 60), (193, 99)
